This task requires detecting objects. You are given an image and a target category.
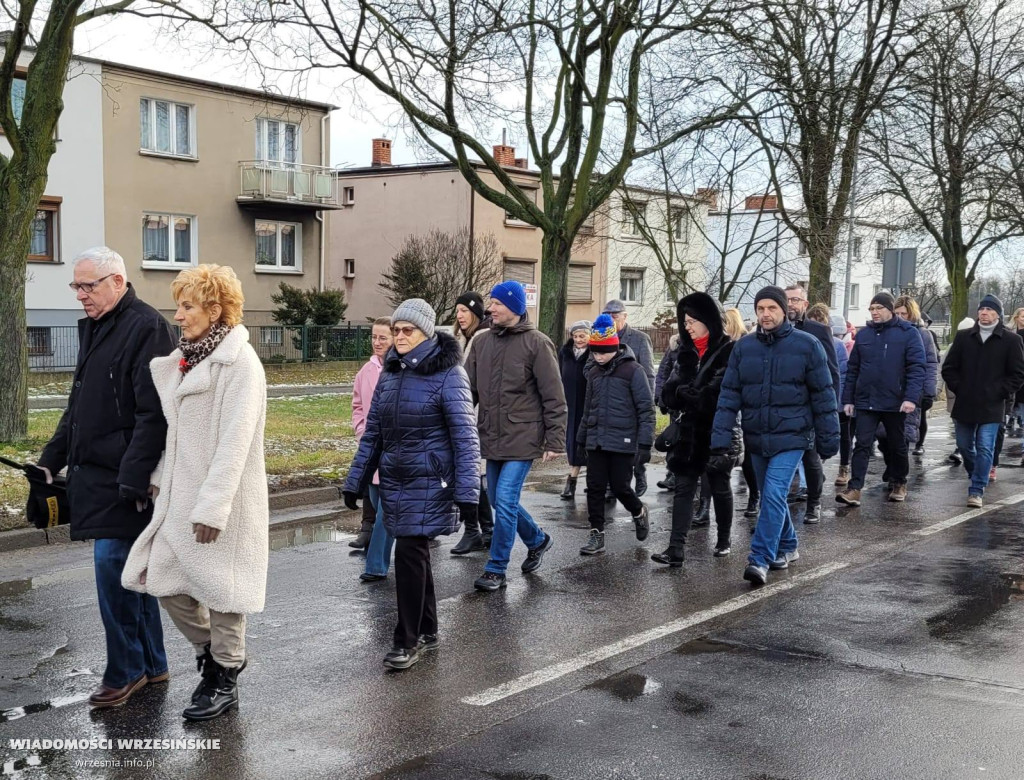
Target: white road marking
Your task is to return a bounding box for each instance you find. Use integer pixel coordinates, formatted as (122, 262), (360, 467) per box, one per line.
(461, 560), (850, 706)
(913, 492), (1024, 536)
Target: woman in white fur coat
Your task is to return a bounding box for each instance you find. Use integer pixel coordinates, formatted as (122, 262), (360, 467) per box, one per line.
(122, 264), (267, 722)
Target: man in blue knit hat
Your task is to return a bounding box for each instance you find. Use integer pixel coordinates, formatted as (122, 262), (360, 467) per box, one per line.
(464, 280), (568, 591)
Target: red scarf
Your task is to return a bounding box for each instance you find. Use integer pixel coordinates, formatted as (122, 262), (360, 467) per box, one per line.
(693, 333), (709, 359)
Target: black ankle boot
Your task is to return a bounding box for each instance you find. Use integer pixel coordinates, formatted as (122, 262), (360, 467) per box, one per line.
(348, 526), (373, 549)
(692, 498), (711, 527)
(651, 547), (685, 567)
(744, 496), (760, 518)
(191, 645), (214, 705)
(560, 475), (577, 500)
(450, 529), (484, 555)
(183, 659), (241, 721)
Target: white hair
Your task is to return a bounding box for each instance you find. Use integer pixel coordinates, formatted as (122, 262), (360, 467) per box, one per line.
(72, 246), (127, 279)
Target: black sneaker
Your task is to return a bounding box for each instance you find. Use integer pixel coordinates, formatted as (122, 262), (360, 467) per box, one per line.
(634, 471), (648, 497)
(948, 450), (962, 465)
(769, 549), (800, 570)
(713, 546), (731, 558)
(651, 547), (684, 567)
(632, 504), (650, 541)
(383, 645), (421, 670)
(657, 474), (676, 491)
(804, 502), (821, 524)
(417, 634), (439, 652)
(474, 572), (507, 592)
(912, 445), (925, 456)
(744, 498), (759, 518)
(521, 532), (553, 573)
(787, 488), (808, 503)
(743, 564), (768, 586)
(580, 529), (605, 556)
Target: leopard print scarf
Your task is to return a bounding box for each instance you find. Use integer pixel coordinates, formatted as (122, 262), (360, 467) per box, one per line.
(178, 321), (232, 374)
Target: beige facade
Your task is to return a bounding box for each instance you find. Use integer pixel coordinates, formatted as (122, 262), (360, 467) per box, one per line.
(100, 64), (335, 325)
(329, 154), (606, 329)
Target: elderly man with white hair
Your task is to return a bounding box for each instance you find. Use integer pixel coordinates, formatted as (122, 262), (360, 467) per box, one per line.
(35, 247), (176, 708)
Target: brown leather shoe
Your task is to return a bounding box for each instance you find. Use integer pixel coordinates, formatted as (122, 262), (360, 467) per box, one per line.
(149, 671), (170, 684)
(88, 673), (148, 708)
(888, 483), (907, 502)
(835, 488), (861, 507)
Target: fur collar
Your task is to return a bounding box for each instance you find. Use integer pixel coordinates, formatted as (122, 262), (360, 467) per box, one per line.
(384, 330), (463, 374)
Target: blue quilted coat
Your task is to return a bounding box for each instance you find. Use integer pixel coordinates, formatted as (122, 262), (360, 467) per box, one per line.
(344, 332), (480, 538)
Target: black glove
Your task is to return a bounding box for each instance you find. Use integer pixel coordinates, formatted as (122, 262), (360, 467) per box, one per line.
(920, 396), (934, 412)
(659, 406), (668, 416)
(706, 449), (732, 474)
(575, 445), (587, 464)
(635, 446), (652, 466)
(675, 383), (701, 406)
(119, 484), (148, 506)
(342, 490), (361, 511)
(457, 502), (477, 523)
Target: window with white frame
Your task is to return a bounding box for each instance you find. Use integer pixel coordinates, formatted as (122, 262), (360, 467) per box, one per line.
(620, 269), (644, 303)
(140, 98), (195, 157)
(255, 220), (302, 271)
(623, 201), (647, 236)
(142, 213), (196, 267)
(671, 208), (689, 243)
(343, 186), (355, 205)
(849, 283), (860, 308)
(876, 239), (885, 260)
(853, 236), (862, 259)
(256, 118), (300, 168)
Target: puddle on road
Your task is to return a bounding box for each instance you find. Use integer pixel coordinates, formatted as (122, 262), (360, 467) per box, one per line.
(269, 521), (350, 551)
(927, 572), (1024, 639)
(675, 636), (735, 656)
(586, 672), (662, 702)
(0, 567), (94, 600)
(673, 691), (712, 715)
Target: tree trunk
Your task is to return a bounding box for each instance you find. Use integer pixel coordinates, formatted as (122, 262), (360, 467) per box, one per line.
(537, 231), (572, 343)
(0, 175), (39, 442)
(947, 255), (971, 328)
(806, 241), (835, 306)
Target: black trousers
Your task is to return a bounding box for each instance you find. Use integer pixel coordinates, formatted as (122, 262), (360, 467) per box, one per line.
(839, 412), (852, 466)
(802, 449), (824, 503)
(670, 468), (733, 550)
(741, 452), (758, 499)
(393, 537), (437, 650)
(917, 409), (928, 448)
(463, 475), (494, 535)
(850, 410), (907, 490)
(360, 487), (376, 534)
(586, 450), (643, 531)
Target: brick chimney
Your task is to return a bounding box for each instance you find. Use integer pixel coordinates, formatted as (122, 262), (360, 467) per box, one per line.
(513, 157), (529, 169)
(493, 144), (516, 167)
(696, 188), (719, 210)
(745, 194), (778, 211)
(371, 138), (392, 167)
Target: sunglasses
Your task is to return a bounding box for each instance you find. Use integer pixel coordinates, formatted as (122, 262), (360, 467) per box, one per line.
(391, 326), (418, 337)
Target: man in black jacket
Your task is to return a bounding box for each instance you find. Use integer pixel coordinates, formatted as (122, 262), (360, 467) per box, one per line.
(942, 294), (1024, 507)
(36, 247), (175, 709)
(784, 284), (839, 523)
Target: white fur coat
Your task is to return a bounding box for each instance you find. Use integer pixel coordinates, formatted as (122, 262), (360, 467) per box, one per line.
(122, 325), (269, 614)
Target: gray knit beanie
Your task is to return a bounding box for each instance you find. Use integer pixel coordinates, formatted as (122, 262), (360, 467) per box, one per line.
(391, 298), (437, 338)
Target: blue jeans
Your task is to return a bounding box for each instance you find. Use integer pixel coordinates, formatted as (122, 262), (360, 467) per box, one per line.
(749, 450), (803, 570)
(485, 460), (546, 575)
(93, 538), (167, 688)
(364, 485), (394, 576)
(954, 421), (1000, 496)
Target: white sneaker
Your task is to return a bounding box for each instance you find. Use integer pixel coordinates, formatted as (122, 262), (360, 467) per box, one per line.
(967, 494), (983, 508)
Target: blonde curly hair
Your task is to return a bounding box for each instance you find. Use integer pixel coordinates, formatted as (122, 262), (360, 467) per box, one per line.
(171, 264), (245, 327)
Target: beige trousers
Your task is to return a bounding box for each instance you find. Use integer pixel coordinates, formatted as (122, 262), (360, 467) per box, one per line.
(159, 594), (247, 669)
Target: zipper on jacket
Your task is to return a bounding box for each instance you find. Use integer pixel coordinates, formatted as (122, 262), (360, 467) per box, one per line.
(110, 368), (121, 417)
(394, 365), (406, 459)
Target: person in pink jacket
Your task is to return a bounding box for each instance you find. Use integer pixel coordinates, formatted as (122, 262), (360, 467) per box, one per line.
(349, 318), (392, 561)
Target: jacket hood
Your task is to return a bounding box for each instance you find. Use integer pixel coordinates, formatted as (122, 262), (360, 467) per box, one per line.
(669, 334), (680, 350)
(677, 292), (724, 349)
(384, 330), (462, 374)
(494, 316), (535, 336)
(586, 343), (636, 372)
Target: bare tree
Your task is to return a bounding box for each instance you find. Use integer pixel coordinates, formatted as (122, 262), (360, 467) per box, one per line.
(379, 228), (503, 324)
(719, 0), (922, 305)
(863, 0), (1024, 323)
(224, 0), (749, 342)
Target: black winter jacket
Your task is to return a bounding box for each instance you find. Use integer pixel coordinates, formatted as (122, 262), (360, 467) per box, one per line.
(39, 286), (175, 541)
(795, 316), (841, 408)
(559, 340), (589, 466)
(577, 345), (656, 455)
(942, 322), (1024, 425)
(661, 293), (736, 473)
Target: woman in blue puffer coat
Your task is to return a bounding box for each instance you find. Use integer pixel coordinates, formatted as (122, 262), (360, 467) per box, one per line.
(344, 298), (480, 671)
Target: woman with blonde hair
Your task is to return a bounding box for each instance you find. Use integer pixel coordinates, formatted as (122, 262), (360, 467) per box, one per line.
(723, 308), (747, 341)
(123, 264), (268, 721)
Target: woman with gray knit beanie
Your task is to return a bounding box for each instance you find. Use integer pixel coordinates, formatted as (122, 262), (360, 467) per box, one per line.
(343, 299), (481, 670)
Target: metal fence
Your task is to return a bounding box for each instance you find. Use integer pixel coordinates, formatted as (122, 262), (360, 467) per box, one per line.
(27, 326), (80, 372)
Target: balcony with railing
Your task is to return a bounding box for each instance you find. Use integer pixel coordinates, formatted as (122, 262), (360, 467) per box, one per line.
(237, 161), (341, 210)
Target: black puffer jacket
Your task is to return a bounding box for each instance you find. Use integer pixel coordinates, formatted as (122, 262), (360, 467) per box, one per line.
(39, 286), (175, 541)
(662, 293), (739, 473)
(577, 345), (655, 455)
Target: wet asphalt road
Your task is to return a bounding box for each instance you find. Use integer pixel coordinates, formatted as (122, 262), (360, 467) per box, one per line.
(2, 414), (1024, 780)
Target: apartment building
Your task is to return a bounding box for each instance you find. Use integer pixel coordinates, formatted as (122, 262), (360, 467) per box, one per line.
(9, 52), (335, 367)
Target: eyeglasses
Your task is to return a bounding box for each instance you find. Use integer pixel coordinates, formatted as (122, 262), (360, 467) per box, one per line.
(371, 335), (391, 343)
(683, 318), (700, 328)
(868, 305), (886, 312)
(392, 326), (418, 337)
(786, 296), (807, 304)
(69, 274), (114, 294)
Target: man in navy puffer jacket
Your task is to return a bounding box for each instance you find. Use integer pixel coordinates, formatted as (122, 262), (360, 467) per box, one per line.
(711, 286), (838, 586)
(837, 291), (926, 506)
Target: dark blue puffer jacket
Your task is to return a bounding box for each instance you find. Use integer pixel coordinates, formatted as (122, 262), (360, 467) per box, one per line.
(711, 321), (839, 458)
(577, 345), (656, 455)
(843, 316), (926, 412)
(344, 332), (480, 538)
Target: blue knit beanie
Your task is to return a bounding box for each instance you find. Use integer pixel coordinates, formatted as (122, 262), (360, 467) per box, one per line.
(489, 280), (528, 316)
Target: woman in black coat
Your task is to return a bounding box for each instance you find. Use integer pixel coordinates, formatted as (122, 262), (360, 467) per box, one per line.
(654, 292), (737, 566)
(559, 320), (591, 500)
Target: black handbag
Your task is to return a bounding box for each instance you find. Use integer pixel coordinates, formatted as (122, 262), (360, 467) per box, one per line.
(655, 414), (684, 452)
(0, 456), (71, 529)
